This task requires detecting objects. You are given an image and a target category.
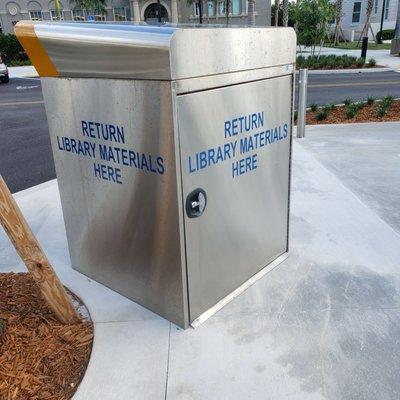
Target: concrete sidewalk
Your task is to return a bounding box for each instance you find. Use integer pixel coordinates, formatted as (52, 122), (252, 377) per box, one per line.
(1, 125), (400, 399)
(300, 122), (400, 234)
(8, 65), (38, 79)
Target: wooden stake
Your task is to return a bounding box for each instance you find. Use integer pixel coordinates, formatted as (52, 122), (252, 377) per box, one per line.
(0, 176), (81, 324)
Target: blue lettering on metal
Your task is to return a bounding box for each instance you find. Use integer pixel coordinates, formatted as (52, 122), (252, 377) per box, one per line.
(56, 120), (165, 185)
(189, 110), (289, 179)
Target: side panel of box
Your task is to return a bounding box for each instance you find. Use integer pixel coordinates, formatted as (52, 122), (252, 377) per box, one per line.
(42, 78), (188, 327)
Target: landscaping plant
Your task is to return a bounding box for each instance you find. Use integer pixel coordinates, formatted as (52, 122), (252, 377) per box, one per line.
(346, 104), (359, 119)
(292, 0), (335, 56)
(343, 98), (353, 106)
(310, 103), (319, 112)
(366, 96), (375, 105)
(315, 109), (330, 121)
(377, 103), (388, 117)
(356, 57), (365, 67)
(367, 58), (377, 67)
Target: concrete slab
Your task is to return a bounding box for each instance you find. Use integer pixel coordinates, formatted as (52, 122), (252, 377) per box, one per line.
(74, 319), (170, 400)
(8, 65), (38, 79)
(1, 138), (400, 399)
(299, 122), (400, 234)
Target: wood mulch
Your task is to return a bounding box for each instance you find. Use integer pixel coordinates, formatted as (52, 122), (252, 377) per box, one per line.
(306, 99), (400, 125)
(0, 272), (93, 400)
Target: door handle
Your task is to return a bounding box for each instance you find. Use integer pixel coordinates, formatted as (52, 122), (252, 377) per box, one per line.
(186, 188), (207, 218)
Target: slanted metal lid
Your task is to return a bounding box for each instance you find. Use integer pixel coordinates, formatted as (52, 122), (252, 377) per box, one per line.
(15, 22), (296, 81)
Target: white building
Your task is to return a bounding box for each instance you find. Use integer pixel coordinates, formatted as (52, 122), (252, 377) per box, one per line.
(334, 0), (399, 41)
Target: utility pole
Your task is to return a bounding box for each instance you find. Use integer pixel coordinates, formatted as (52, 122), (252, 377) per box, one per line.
(390, 0), (400, 54)
(157, 0), (162, 22)
(377, 0), (387, 43)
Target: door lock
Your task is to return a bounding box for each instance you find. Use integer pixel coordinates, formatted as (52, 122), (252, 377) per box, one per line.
(186, 188), (207, 218)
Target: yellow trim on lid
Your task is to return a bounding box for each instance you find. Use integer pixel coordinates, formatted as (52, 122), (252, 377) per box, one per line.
(14, 21), (59, 77)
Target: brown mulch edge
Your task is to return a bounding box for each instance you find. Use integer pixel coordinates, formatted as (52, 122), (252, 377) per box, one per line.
(305, 99), (400, 125)
(0, 272), (93, 400)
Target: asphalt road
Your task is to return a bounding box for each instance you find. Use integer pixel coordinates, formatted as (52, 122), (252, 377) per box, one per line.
(296, 70), (400, 106)
(0, 78), (54, 193)
(1, 71), (400, 193)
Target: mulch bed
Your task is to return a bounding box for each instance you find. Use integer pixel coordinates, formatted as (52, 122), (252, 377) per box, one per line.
(0, 272), (93, 400)
(306, 99), (400, 125)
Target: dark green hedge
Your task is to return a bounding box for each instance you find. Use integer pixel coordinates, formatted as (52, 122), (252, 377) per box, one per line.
(377, 29), (395, 41)
(0, 33), (29, 65)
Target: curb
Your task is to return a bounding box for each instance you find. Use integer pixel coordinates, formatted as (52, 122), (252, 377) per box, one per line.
(295, 67), (395, 74)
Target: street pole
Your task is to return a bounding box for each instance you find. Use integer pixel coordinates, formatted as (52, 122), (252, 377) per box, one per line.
(377, 0), (387, 44)
(157, 0), (162, 22)
(297, 69), (308, 139)
(199, 0), (203, 23)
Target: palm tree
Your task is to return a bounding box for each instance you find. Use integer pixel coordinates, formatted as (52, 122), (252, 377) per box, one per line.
(274, 0), (279, 25)
(282, 0), (289, 26)
(73, 0), (106, 15)
(247, 0), (256, 24)
(333, 0), (345, 45)
(395, 0), (400, 38)
(54, 0), (62, 19)
(225, 0), (231, 24)
(357, 0), (377, 45)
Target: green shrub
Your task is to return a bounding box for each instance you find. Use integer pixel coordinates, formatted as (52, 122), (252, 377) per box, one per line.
(341, 55), (353, 68)
(322, 105), (333, 113)
(377, 29), (395, 41)
(329, 103), (336, 111)
(296, 55), (306, 68)
(366, 96), (375, 105)
(376, 103), (388, 117)
(346, 104), (359, 119)
(327, 58), (338, 69)
(367, 58), (377, 67)
(310, 103), (319, 112)
(356, 57), (365, 67)
(382, 95), (394, 108)
(0, 33), (27, 64)
(315, 109), (330, 121)
(343, 98), (353, 106)
(356, 101), (366, 110)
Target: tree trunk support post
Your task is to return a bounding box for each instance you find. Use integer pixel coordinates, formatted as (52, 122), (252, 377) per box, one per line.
(0, 175), (81, 324)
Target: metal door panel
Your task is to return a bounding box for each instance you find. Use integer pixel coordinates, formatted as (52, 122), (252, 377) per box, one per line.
(177, 76), (292, 321)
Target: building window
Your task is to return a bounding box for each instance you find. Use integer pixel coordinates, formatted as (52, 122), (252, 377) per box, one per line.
(194, 2), (200, 16)
(352, 2), (361, 23)
(218, 0), (226, 15)
(72, 9), (86, 21)
(113, 7), (126, 20)
(29, 11), (43, 21)
(232, 0), (240, 14)
(384, 0), (389, 19)
(86, 11), (106, 21)
(207, 1), (215, 16)
(50, 10), (64, 20)
(374, 0), (378, 13)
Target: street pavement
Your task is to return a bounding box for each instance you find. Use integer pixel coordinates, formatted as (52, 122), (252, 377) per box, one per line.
(1, 71), (400, 192)
(0, 78), (54, 193)
(295, 70), (400, 106)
